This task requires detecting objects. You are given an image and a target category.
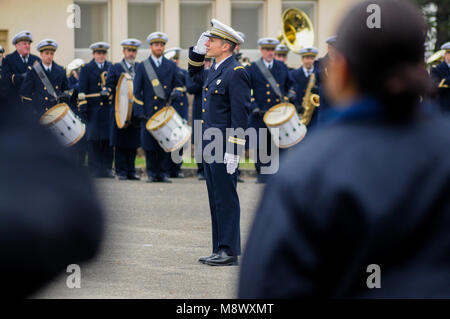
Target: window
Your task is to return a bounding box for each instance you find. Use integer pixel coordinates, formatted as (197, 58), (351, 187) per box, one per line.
(180, 1), (212, 49)
(128, 1), (161, 48)
(74, 1), (109, 49)
(231, 1), (263, 49)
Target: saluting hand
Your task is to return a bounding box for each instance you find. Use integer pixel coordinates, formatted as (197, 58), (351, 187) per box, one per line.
(193, 31), (209, 55)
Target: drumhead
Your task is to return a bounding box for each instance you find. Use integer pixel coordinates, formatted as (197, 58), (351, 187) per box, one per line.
(40, 103), (69, 125)
(146, 106), (175, 131)
(115, 73), (133, 128)
(263, 103), (296, 127)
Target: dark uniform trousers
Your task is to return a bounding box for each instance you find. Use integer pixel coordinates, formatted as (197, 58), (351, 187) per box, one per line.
(246, 59), (294, 182)
(78, 59), (113, 177)
(186, 68), (207, 176)
(430, 61), (450, 114)
(132, 56), (183, 179)
(1, 50), (40, 109)
(168, 66), (189, 177)
(68, 74), (88, 167)
(106, 61), (141, 178)
(188, 48), (250, 256)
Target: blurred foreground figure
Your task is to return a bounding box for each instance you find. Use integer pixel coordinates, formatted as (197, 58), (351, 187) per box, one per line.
(0, 95), (103, 298)
(239, 0), (450, 298)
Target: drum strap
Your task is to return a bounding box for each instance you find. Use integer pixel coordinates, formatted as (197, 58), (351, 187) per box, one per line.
(33, 62), (58, 101)
(120, 61), (135, 79)
(143, 59), (166, 100)
(255, 59), (283, 99)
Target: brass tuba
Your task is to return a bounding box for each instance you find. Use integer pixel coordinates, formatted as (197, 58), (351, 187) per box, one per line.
(279, 8), (315, 54)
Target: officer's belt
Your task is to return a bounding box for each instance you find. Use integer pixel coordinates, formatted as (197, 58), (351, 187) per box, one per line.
(143, 59), (166, 100)
(255, 59), (283, 99)
(33, 63), (58, 101)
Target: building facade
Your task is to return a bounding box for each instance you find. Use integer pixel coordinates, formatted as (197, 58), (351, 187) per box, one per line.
(1, 0), (359, 69)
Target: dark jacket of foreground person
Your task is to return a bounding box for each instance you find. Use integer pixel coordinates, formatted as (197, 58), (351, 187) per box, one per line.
(0, 100), (104, 298)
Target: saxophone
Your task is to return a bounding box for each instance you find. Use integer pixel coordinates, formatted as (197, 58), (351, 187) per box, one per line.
(301, 72), (320, 126)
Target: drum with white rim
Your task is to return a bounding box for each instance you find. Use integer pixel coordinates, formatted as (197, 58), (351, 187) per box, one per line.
(146, 106), (191, 152)
(263, 102), (307, 148)
(115, 73), (133, 129)
(40, 103), (86, 147)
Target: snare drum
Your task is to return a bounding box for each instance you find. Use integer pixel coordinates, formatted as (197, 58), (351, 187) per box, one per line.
(263, 102), (307, 148)
(115, 73), (133, 129)
(146, 106), (191, 152)
(40, 103), (86, 147)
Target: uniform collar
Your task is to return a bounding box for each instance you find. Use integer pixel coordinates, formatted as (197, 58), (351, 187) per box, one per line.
(262, 58), (274, 69)
(214, 54), (233, 70)
(42, 62), (52, 72)
(95, 61), (105, 69)
(302, 65), (314, 77)
(151, 54), (163, 66)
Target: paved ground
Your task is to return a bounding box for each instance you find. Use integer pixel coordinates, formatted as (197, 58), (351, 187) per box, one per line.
(33, 176), (264, 299)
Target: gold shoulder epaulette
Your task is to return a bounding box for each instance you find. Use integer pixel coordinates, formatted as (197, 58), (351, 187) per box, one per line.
(234, 66), (244, 71)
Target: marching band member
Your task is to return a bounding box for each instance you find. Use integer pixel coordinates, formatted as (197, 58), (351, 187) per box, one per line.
(67, 58), (87, 167)
(2, 31), (40, 108)
(106, 39), (142, 180)
(430, 42), (450, 114)
(132, 32), (184, 183)
(290, 47), (320, 127)
(20, 39), (70, 117)
(164, 47), (189, 179)
(188, 19), (250, 266)
(246, 37), (295, 184)
(274, 44), (292, 69)
(78, 42), (114, 178)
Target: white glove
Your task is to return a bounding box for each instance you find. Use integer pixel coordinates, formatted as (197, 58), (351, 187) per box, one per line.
(224, 153), (239, 175)
(78, 92), (86, 101)
(193, 31), (209, 55)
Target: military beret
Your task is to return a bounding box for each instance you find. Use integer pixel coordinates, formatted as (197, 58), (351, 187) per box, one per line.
(89, 41), (110, 52)
(147, 32), (168, 45)
(299, 47), (318, 57)
(12, 30), (33, 45)
(258, 38), (280, 49)
(441, 42), (450, 52)
(207, 19), (244, 45)
(121, 38), (142, 49)
(36, 39), (58, 52)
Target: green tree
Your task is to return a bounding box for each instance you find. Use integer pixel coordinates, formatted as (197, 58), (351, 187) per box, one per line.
(416, 0), (450, 50)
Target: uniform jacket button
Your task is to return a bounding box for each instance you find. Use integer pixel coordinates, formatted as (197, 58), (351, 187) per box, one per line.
(154, 96), (158, 100)
(154, 106), (158, 110)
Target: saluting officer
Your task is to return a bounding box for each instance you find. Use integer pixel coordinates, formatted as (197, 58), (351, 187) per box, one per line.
(2, 31), (40, 108)
(106, 39), (142, 181)
(290, 47), (320, 127)
(132, 32), (184, 183)
(189, 19), (250, 266)
(246, 37), (295, 184)
(78, 42), (114, 178)
(430, 42), (450, 114)
(186, 57), (212, 180)
(164, 47), (189, 179)
(20, 39), (70, 117)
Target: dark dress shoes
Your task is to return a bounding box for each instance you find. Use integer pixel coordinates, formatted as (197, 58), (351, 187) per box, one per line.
(170, 172), (184, 178)
(197, 172), (206, 180)
(117, 175), (128, 180)
(146, 177), (159, 183)
(198, 253), (218, 264)
(237, 176), (245, 183)
(203, 250), (238, 266)
(127, 174), (140, 180)
(159, 176), (172, 183)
